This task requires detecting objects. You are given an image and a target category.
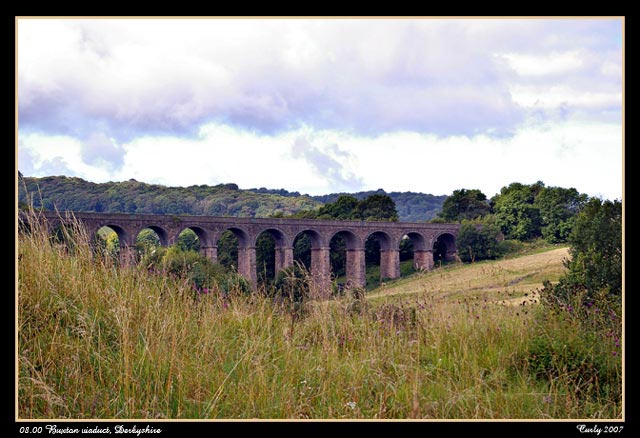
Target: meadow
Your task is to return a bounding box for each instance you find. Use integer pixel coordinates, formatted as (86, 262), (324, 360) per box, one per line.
(17, 215), (622, 419)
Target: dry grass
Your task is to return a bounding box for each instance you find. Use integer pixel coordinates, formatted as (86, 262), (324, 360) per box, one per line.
(370, 247), (569, 304)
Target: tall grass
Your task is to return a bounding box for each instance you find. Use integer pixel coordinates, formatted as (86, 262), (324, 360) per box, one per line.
(17, 211), (621, 419)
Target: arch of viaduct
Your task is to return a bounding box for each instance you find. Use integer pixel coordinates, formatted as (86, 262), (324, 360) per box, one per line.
(35, 211), (461, 293)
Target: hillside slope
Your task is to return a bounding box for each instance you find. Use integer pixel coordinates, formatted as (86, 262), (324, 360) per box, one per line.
(369, 246), (569, 303)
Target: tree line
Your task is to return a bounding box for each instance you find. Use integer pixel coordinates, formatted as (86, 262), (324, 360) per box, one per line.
(18, 174), (446, 221)
(435, 181), (621, 307)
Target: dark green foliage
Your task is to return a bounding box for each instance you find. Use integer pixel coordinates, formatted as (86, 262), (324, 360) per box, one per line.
(456, 222), (504, 263)
(530, 198), (622, 404)
(357, 194), (399, 221)
(256, 233), (276, 286)
(365, 238), (381, 266)
(439, 189), (490, 222)
(330, 234), (347, 277)
(312, 189), (446, 222)
(542, 198), (622, 304)
(217, 231), (239, 271)
(491, 182), (545, 240)
(293, 234), (311, 269)
(292, 193), (399, 223)
(565, 198), (622, 297)
(535, 187), (588, 243)
(491, 181), (587, 243)
(399, 238), (413, 262)
(316, 195), (360, 220)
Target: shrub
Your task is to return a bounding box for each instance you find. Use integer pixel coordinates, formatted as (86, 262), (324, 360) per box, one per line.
(272, 263), (310, 303)
(456, 222), (503, 263)
(497, 239), (524, 255)
(541, 198), (621, 306)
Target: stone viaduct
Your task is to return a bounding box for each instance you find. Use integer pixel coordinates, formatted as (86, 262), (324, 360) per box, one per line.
(34, 211), (460, 293)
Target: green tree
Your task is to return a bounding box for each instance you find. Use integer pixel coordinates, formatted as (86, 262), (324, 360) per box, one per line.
(293, 234), (312, 269)
(256, 233), (276, 286)
(439, 189), (491, 222)
(357, 194), (399, 221)
(456, 222), (503, 263)
(491, 182), (545, 240)
(217, 231), (239, 271)
(535, 186), (587, 243)
(548, 198), (622, 302)
(316, 195), (360, 220)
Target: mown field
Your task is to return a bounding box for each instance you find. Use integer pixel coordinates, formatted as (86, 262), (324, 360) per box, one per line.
(18, 219), (621, 419)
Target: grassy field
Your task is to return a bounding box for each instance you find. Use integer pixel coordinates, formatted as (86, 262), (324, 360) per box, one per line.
(17, 218), (621, 419)
(369, 247), (569, 304)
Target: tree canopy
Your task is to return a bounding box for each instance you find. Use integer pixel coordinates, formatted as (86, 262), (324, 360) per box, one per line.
(19, 175), (444, 222)
(438, 189), (491, 222)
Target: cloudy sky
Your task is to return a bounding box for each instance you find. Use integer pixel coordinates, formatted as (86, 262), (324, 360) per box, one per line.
(17, 18), (623, 200)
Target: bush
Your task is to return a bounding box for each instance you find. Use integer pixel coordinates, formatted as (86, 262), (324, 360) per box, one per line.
(272, 263), (310, 303)
(497, 239), (524, 255)
(456, 222), (503, 263)
(140, 244), (253, 296)
(541, 198), (621, 306)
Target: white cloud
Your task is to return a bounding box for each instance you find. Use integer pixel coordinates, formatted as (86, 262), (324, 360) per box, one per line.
(17, 18), (623, 202)
(19, 120), (623, 201)
(500, 51), (586, 76)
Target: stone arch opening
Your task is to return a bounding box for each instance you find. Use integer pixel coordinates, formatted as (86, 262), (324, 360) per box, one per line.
(364, 231), (397, 285)
(135, 227), (163, 260)
(93, 225), (126, 263)
(433, 232), (456, 265)
(216, 227), (249, 271)
(255, 228), (289, 287)
(400, 231), (432, 272)
(292, 230), (322, 269)
(176, 228), (201, 252)
(140, 225), (169, 246)
(329, 230), (364, 289)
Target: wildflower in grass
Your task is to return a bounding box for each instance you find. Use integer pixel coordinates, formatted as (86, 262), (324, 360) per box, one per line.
(543, 395), (552, 404)
(345, 401), (357, 410)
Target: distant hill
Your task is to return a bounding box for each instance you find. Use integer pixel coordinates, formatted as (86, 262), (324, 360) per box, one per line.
(18, 175), (446, 222)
